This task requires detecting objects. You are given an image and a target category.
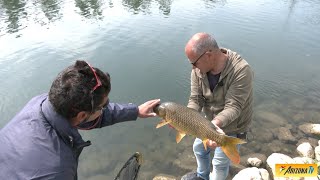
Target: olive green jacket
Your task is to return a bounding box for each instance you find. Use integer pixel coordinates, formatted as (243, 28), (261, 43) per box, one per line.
(187, 48), (253, 135)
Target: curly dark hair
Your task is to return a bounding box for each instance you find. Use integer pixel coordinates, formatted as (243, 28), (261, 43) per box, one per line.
(48, 60), (111, 119)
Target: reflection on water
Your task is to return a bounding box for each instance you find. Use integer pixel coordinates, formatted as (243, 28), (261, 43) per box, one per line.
(122, 0), (152, 14)
(40, 0), (62, 23)
(157, 0), (173, 15)
(122, 0), (173, 15)
(0, 0), (27, 34)
(75, 0), (103, 19)
(0, 0), (178, 35)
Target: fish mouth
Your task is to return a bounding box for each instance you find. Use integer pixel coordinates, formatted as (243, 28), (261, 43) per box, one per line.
(153, 104), (161, 115)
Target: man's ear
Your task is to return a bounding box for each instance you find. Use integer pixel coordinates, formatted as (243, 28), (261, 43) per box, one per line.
(70, 111), (88, 126)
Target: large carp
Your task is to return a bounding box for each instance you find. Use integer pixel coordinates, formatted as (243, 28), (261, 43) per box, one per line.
(153, 102), (246, 164)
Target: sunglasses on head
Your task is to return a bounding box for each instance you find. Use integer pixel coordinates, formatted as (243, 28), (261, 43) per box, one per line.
(85, 62), (103, 113)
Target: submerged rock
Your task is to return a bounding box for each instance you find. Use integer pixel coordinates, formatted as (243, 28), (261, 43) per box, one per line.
(255, 111), (287, 127)
(173, 149), (196, 171)
(278, 127), (296, 143)
(308, 137), (320, 148)
(240, 141), (259, 155)
(267, 140), (283, 153)
(298, 123), (320, 135)
(254, 128), (274, 143)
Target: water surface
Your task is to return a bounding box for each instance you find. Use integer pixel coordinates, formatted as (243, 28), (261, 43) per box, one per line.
(1, 0), (320, 179)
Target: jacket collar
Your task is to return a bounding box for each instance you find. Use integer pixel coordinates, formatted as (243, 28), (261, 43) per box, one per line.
(195, 48), (242, 81)
(40, 97), (91, 149)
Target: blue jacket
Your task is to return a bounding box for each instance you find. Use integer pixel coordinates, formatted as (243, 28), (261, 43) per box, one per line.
(0, 94), (139, 180)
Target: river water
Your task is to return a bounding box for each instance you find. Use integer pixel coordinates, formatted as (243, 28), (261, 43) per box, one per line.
(1, 0), (320, 179)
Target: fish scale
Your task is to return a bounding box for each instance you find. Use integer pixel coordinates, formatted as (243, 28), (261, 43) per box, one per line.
(154, 101), (246, 164)
(164, 102), (224, 144)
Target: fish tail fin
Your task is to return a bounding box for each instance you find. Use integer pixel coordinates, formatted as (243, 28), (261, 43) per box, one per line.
(221, 136), (246, 164)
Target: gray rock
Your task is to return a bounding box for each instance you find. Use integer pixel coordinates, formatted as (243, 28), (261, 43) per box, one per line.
(232, 167), (262, 180)
(266, 153), (294, 179)
(295, 129), (306, 140)
(298, 123), (320, 135)
(240, 153), (267, 168)
(298, 123), (311, 134)
(248, 158), (262, 168)
(297, 142), (314, 158)
(297, 138), (318, 148)
(153, 174), (177, 180)
(308, 137), (319, 148)
(278, 127), (296, 142)
(258, 168), (270, 180)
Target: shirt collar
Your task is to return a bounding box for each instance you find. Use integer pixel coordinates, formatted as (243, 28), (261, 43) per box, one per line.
(41, 97), (91, 149)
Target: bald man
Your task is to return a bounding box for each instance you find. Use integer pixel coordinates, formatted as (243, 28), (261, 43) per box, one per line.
(182, 33), (254, 180)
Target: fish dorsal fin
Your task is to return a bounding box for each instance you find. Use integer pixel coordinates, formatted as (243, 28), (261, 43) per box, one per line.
(176, 132), (186, 143)
(156, 119), (172, 129)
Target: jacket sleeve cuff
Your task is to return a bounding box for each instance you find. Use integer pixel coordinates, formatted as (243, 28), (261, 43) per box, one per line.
(214, 115), (228, 128)
(99, 103), (139, 127)
(125, 103), (139, 120)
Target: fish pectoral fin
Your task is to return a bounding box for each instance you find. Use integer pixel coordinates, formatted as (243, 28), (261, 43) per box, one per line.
(202, 139), (209, 151)
(175, 132), (186, 143)
(156, 119), (172, 129)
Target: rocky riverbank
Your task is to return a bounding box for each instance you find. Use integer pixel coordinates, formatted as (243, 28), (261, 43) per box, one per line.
(152, 123), (320, 180)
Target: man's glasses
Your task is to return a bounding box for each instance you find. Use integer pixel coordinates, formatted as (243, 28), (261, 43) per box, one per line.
(85, 62), (102, 113)
(76, 98), (109, 130)
(190, 50), (211, 66)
